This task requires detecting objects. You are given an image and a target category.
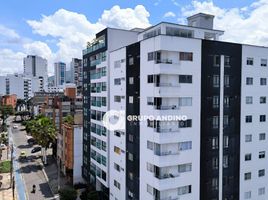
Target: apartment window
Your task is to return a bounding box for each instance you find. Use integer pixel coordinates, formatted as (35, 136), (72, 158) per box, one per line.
(114, 163), (120, 172)
(260, 115), (266, 122)
(213, 75), (220, 87)
(179, 75), (192, 83)
(146, 162), (154, 172)
(148, 52), (154, 61)
(246, 77), (253, 85)
(213, 55), (220, 67)
(223, 135), (229, 148)
(246, 96), (253, 104)
(260, 96), (266, 104)
(128, 153), (134, 161)
(114, 96), (121, 103)
(114, 78), (121, 85)
(245, 154), (252, 161)
(179, 52), (193, 61)
(129, 96), (133, 104)
(212, 116), (219, 129)
(260, 78), (267, 85)
(114, 180), (121, 190)
(213, 96), (219, 108)
(245, 115), (252, 123)
(225, 56), (231, 66)
(178, 163), (192, 173)
(259, 151), (265, 159)
(129, 77), (134, 84)
(258, 187), (265, 195)
(129, 134), (134, 142)
(247, 57), (254, 65)
(147, 184), (153, 195)
(244, 172), (251, 180)
(128, 191), (134, 198)
(223, 115), (229, 127)
(178, 141), (192, 151)
(258, 169), (265, 177)
(129, 172), (134, 180)
(129, 57), (134, 65)
(245, 191), (251, 199)
(147, 141), (154, 150)
(261, 59), (267, 67)
(147, 75), (154, 83)
(178, 185), (191, 195)
(224, 75), (230, 87)
(223, 155), (229, 168)
(114, 131), (121, 137)
(179, 119), (192, 128)
(259, 133), (266, 140)
(212, 178), (218, 190)
(114, 146), (121, 155)
(179, 97), (192, 106)
(212, 157), (219, 170)
(245, 134), (252, 142)
(114, 60), (121, 68)
(212, 137), (219, 149)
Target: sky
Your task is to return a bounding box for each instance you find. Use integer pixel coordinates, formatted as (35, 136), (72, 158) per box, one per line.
(0, 0), (267, 76)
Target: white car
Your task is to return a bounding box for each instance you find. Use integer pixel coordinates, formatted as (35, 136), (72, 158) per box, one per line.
(0, 144), (6, 149)
(13, 125), (18, 129)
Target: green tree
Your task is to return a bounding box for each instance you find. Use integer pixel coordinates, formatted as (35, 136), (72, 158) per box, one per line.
(59, 188), (77, 200)
(63, 115), (74, 125)
(0, 105), (14, 131)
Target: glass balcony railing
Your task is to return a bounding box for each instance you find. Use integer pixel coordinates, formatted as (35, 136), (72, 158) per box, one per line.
(83, 42), (105, 55)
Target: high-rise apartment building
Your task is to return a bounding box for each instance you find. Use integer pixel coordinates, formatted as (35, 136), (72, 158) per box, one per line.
(70, 58), (83, 94)
(54, 62), (66, 86)
(83, 13), (268, 200)
(24, 55), (48, 92)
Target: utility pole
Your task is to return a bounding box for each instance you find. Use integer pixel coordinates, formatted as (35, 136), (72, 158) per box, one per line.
(10, 144), (13, 188)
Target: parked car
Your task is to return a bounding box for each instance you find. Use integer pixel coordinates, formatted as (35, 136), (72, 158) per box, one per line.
(31, 146), (41, 153)
(20, 151), (27, 159)
(27, 138), (37, 145)
(0, 143), (6, 150)
(13, 125), (18, 129)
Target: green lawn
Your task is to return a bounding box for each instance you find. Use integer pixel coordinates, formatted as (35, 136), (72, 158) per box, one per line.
(0, 160), (11, 173)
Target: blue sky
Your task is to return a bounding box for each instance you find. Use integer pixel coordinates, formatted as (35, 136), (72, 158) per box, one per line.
(0, 0), (267, 75)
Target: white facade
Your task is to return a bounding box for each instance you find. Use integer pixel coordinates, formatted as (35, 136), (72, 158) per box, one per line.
(0, 76), (6, 96)
(73, 126), (84, 184)
(6, 74), (32, 99)
(240, 45), (268, 200)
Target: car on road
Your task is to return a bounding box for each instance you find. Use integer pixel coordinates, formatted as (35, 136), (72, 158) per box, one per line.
(13, 125), (18, 129)
(27, 138), (37, 145)
(31, 146), (41, 153)
(20, 151), (27, 159)
(0, 143), (6, 149)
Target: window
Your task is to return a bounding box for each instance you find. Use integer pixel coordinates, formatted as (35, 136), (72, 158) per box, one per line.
(246, 96), (253, 104)
(114, 96), (121, 102)
(247, 57), (253, 65)
(129, 172), (134, 180)
(179, 97), (192, 106)
(114, 78), (121, 85)
(212, 137), (219, 149)
(179, 75), (192, 83)
(178, 185), (191, 195)
(223, 136), (229, 148)
(179, 52), (193, 61)
(245, 115), (252, 123)
(213, 55), (220, 67)
(178, 141), (192, 150)
(244, 172), (251, 180)
(258, 169), (265, 177)
(259, 133), (266, 140)
(224, 56), (231, 66)
(129, 96), (133, 104)
(129, 77), (134, 85)
(146, 162), (154, 172)
(147, 141), (154, 150)
(245, 134), (252, 142)
(213, 96), (219, 108)
(114, 146), (121, 155)
(258, 187), (265, 195)
(147, 184), (153, 195)
(223, 115), (229, 127)
(147, 97), (154, 105)
(212, 178), (218, 190)
(260, 115), (266, 122)
(224, 75), (230, 87)
(245, 154), (252, 161)
(224, 96), (230, 107)
(148, 52), (154, 61)
(212, 116), (219, 129)
(245, 191), (251, 199)
(213, 75), (220, 87)
(179, 119), (192, 128)
(261, 59), (267, 67)
(114, 131), (121, 137)
(223, 155), (229, 168)
(129, 57), (134, 65)
(212, 157), (219, 169)
(260, 96), (266, 104)
(147, 75), (154, 83)
(129, 134), (134, 142)
(128, 153), (134, 161)
(260, 78), (267, 85)
(114, 60), (121, 68)
(259, 151), (265, 159)
(114, 180), (120, 190)
(246, 77), (253, 85)
(178, 163), (192, 173)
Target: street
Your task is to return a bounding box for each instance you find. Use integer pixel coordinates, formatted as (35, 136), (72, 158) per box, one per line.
(8, 118), (56, 200)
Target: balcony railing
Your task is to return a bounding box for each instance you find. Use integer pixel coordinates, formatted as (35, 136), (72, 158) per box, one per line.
(155, 127), (180, 133)
(154, 105), (180, 110)
(83, 42), (105, 55)
(155, 59), (173, 64)
(155, 173), (180, 179)
(154, 150), (180, 156)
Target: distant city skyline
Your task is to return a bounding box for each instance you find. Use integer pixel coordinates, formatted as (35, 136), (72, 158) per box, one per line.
(0, 0), (267, 76)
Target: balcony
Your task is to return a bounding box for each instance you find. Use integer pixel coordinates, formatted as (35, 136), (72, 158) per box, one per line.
(154, 127), (180, 133)
(83, 42), (105, 55)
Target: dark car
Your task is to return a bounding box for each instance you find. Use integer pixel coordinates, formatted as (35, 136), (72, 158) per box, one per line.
(27, 138), (37, 145)
(31, 146), (41, 153)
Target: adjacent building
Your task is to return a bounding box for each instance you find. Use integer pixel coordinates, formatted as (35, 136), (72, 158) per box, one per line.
(70, 58), (83, 95)
(82, 13), (268, 200)
(1, 94), (17, 109)
(54, 62), (66, 86)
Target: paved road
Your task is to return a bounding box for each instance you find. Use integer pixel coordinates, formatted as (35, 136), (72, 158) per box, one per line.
(9, 119), (55, 200)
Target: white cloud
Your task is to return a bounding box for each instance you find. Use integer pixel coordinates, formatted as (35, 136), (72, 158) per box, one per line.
(171, 0), (180, 7)
(163, 11), (176, 18)
(0, 25), (21, 44)
(0, 49), (25, 75)
(179, 0), (268, 46)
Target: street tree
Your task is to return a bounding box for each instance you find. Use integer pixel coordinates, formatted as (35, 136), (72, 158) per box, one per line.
(0, 105), (14, 131)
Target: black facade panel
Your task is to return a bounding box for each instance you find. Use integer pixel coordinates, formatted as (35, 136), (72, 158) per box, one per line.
(200, 40), (242, 200)
(126, 42), (140, 200)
